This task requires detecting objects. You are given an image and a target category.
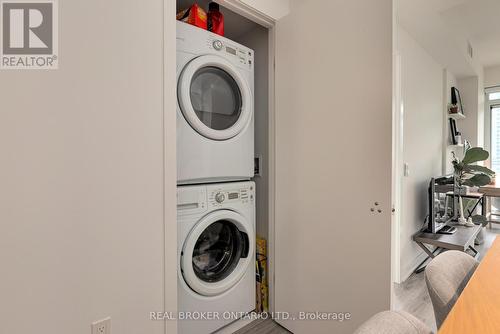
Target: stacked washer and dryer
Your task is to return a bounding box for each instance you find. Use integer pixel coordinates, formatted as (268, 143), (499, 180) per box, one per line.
(176, 21), (256, 334)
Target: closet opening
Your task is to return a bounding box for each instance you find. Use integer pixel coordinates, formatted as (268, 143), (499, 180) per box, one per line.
(175, 1), (275, 332)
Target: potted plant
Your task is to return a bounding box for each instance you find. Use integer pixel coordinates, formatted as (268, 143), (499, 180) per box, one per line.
(452, 147), (494, 228)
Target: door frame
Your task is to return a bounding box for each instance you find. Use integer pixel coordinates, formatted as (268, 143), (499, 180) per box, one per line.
(391, 50), (403, 290)
(165, 2), (279, 333)
(165, 1), (178, 334)
(391, 1), (403, 296)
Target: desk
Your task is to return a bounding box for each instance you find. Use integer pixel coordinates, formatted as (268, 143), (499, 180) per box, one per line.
(479, 184), (500, 227)
(413, 224), (481, 273)
(439, 237), (500, 333)
(479, 183), (500, 197)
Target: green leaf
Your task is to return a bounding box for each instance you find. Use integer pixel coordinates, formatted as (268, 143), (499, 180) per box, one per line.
(462, 147), (489, 164)
(463, 174), (491, 187)
(463, 164), (495, 176)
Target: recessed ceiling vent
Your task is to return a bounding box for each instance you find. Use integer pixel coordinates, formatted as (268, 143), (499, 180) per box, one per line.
(467, 41), (474, 59)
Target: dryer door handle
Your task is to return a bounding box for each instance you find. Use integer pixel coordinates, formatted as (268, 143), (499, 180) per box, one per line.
(240, 231), (249, 259)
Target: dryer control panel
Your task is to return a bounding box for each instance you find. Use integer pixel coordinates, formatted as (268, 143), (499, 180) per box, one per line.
(177, 21), (254, 70)
(207, 37), (254, 69)
(208, 183), (255, 208)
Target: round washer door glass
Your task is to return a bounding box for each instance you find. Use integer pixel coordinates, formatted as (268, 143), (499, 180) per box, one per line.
(190, 67), (242, 131)
(192, 220), (245, 282)
(181, 209), (254, 296)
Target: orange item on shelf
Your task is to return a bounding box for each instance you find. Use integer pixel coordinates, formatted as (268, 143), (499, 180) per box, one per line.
(207, 2), (224, 36)
(176, 3), (207, 30)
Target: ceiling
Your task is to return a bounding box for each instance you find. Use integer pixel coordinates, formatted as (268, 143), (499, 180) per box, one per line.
(397, 0), (500, 76)
(440, 0), (500, 68)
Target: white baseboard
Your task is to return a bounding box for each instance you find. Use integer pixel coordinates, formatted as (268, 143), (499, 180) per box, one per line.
(401, 250), (429, 282)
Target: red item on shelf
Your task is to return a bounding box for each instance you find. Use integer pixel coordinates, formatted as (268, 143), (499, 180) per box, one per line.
(207, 2), (224, 36)
(176, 3), (207, 30)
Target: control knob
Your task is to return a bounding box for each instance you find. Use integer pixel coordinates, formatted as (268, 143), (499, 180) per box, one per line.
(213, 40), (223, 51)
(215, 192), (225, 203)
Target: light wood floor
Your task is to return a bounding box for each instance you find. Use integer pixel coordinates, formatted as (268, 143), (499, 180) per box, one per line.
(393, 226), (500, 333)
(233, 318), (291, 334)
(233, 227), (499, 334)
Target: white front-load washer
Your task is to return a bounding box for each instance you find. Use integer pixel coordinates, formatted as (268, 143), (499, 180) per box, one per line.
(177, 181), (255, 334)
(177, 21), (254, 184)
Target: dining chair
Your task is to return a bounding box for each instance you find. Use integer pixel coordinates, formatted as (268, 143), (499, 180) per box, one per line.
(353, 310), (433, 334)
(424, 250), (479, 328)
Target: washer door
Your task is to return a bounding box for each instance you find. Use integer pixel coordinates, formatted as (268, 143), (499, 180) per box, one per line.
(178, 55), (252, 141)
(181, 210), (254, 296)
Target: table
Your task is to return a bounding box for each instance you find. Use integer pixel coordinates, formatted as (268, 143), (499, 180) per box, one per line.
(479, 183), (500, 197)
(413, 224), (481, 273)
(479, 184), (500, 227)
(439, 237), (500, 333)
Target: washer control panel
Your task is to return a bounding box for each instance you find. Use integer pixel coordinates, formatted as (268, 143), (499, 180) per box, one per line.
(208, 183), (254, 207)
(177, 187), (207, 216)
(215, 192), (226, 203)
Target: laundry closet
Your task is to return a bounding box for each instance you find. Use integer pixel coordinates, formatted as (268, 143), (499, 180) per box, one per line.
(168, 1), (394, 333)
(175, 1), (272, 333)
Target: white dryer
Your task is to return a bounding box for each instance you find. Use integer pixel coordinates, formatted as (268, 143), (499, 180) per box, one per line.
(177, 21), (254, 184)
(177, 181), (255, 334)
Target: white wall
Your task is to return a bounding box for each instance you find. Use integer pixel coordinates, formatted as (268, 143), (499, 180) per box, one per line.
(444, 73), (485, 172)
(443, 70), (458, 174)
(0, 1), (170, 333)
(165, 1), (179, 333)
(237, 0), (290, 20)
(398, 27), (444, 280)
(484, 65), (500, 88)
(457, 76), (483, 148)
(478, 70), (485, 149)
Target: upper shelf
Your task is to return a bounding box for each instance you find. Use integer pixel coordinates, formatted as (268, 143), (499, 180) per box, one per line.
(449, 113), (466, 120)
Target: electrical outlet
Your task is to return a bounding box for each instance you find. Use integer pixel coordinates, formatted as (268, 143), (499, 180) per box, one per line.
(92, 317), (111, 334)
(254, 155), (262, 177)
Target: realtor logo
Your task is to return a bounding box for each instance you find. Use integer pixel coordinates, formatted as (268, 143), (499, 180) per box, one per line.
(1, 0), (58, 69)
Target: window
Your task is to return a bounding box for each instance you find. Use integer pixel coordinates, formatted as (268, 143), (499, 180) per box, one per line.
(490, 92), (500, 101)
(487, 87), (500, 211)
(488, 87), (500, 173)
(491, 106), (500, 173)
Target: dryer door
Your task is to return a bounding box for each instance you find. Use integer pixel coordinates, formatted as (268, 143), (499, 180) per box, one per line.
(181, 210), (254, 296)
(178, 54), (253, 141)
